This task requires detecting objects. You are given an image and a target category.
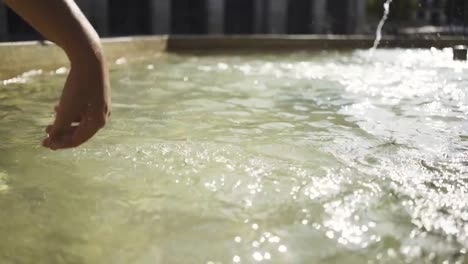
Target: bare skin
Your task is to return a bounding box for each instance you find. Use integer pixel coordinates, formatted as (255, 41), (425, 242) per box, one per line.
(4, 0), (111, 150)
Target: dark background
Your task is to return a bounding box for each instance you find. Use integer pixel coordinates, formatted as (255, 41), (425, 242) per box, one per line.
(0, 0), (467, 42)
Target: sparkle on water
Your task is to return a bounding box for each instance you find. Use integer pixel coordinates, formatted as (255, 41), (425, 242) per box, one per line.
(0, 48), (468, 263)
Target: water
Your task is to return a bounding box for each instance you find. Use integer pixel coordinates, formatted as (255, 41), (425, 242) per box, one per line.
(370, 0), (393, 56)
(1, 49), (468, 263)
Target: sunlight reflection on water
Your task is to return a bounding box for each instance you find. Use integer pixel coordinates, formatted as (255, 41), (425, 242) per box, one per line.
(0, 49), (467, 263)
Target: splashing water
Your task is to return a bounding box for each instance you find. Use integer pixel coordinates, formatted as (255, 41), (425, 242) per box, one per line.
(369, 0), (393, 56)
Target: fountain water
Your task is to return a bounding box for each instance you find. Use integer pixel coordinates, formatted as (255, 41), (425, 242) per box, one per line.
(369, 0), (393, 56)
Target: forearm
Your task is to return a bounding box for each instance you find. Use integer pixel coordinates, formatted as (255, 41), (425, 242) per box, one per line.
(3, 0), (103, 63)
(4, 0), (110, 150)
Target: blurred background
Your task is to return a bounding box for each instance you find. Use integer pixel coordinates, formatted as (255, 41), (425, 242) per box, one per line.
(0, 0), (467, 42)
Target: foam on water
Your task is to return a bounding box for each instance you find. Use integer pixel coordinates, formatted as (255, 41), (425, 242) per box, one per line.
(0, 49), (467, 263)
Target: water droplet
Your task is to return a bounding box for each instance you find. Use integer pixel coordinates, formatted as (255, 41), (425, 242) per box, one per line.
(115, 57), (127, 65)
(268, 236), (280, 243)
(55, 67), (68, 75)
(217, 63), (228, 70)
(278, 245), (287, 253)
(252, 252), (263, 261)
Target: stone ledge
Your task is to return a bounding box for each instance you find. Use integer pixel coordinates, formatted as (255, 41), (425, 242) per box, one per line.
(1, 35), (467, 80)
(0, 36), (167, 80)
(166, 35), (468, 51)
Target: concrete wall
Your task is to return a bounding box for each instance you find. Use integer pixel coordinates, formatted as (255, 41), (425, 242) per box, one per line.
(267, 0), (288, 34)
(0, 0), (369, 40)
(150, 0), (171, 34)
(350, 0), (367, 34)
(75, 0), (109, 36)
(0, 0), (7, 41)
(253, 0), (266, 33)
(206, 0), (224, 34)
(311, 0), (327, 33)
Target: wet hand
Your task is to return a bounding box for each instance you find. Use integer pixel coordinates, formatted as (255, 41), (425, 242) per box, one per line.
(43, 56), (111, 150)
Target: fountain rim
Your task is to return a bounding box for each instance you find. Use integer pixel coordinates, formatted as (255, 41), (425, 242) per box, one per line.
(166, 35), (468, 51)
(2, 34), (468, 49)
(1, 35), (468, 79)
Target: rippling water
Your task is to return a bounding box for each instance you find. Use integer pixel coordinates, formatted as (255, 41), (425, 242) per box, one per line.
(0, 49), (467, 264)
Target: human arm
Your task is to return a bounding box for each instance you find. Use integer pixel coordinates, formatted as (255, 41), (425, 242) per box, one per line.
(3, 0), (111, 150)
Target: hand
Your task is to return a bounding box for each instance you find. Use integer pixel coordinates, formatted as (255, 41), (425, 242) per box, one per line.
(2, 0), (111, 150)
(43, 55), (111, 150)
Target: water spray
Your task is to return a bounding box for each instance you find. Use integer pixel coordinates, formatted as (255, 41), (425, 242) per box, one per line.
(369, 0), (393, 57)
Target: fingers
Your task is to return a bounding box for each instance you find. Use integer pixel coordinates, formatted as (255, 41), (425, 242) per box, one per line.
(43, 125), (78, 150)
(44, 105), (108, 150)
(45, 104), (82, 150)
(45, 125), (53, 134)
(44, 106), (80, 150)
(45, 124), (77, 136)
(53, 105), (81, 124)
(44, 120), (101, 150)
(70, 119), (101, 148)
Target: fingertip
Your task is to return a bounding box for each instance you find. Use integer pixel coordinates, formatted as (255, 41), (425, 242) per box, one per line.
(45, 125), (53, 134)
(42, 138), (56, 150)
(42, 138), (49, 148)
(49, 141), (61, 150)
(71, 121), (99, 148)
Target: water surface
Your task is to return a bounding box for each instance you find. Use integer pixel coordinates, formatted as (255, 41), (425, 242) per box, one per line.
(0, 49), (467, 264)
